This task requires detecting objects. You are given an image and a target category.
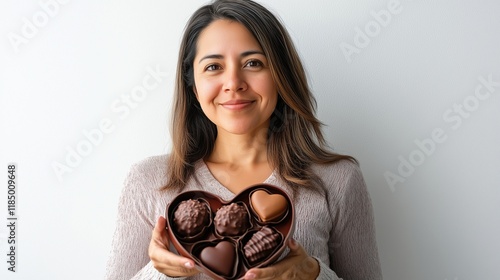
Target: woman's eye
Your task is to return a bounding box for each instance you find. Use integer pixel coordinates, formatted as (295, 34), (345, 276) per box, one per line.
(205, 64), (221, 71)
(245, 60), (263, 68)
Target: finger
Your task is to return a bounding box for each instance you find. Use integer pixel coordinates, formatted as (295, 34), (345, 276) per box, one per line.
(287, 238), (307, 257)
(243, 239), (313, 280)
(152, 216), (169, 246)
(152, 253), (198, 277)
(154, 216), (167, 232)
(288, 238), (299, 251)
(244, 255), (294, 280)
(286, 239), (319, 277)
(244, 266), (280, 280)
(246, 257), (318, 280)
(149, 217), (198, 276)
(149, 236), (198, 276)
(152, 248), (196, 274)
(243, 270), (257, 280)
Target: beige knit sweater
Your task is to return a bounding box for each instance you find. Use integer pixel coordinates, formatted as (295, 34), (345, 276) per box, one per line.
(105, 155), (382, 280)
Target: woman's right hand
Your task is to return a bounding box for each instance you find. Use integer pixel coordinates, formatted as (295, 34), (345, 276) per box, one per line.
(149, 216), (199, 277)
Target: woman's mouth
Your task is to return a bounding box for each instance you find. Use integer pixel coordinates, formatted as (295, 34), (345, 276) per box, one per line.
(220, 100), (255, 110)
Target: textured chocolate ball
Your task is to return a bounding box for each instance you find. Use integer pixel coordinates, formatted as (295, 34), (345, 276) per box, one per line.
(214, 203), (250, 236)
(173, 199), (210, 237)
(243, 226), (282, 264)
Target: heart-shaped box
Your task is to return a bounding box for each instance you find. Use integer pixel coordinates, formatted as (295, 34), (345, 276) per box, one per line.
(165, 184), (295, 280)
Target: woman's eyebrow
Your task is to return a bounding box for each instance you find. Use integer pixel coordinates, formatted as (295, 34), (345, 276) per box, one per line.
(198, 50), (265, 64)
(198, 54), (224, 64)
(241, 50), (264, 57)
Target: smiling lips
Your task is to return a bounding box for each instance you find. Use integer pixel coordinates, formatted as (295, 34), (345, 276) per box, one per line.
(220, 100), (255, 110)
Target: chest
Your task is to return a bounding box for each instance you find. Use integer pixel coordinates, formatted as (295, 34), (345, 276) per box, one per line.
(204, 161), (274, 194)
(292, 188), (333, 257)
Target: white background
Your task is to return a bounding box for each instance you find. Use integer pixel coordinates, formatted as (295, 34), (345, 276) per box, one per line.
(1, 0), (499, 279)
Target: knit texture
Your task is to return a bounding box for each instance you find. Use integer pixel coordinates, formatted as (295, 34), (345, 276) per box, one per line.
(105, 155), (382, 280)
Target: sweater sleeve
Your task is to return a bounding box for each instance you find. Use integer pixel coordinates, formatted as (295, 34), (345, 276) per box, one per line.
(323, 160), (383, 280)
(315, 258), (342, 280)
(105, 159), (182, 280)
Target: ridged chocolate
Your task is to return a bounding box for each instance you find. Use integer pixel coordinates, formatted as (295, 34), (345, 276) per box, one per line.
(243, 226), (281, 263)
(173, 199), (210, 237)
(214, 203), (250, 236)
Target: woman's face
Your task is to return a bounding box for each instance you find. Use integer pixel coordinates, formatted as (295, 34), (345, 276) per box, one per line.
(193, 19), (278, 136)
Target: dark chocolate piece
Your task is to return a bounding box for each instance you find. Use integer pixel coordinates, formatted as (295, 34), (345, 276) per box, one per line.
(173, 199), (210, 237)
(243, 226), (281, 263)
(214, 203), (250, 236)
(199, 241), (236, 277)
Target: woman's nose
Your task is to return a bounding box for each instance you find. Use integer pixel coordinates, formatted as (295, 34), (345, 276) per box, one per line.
(223, 67), (248, 93)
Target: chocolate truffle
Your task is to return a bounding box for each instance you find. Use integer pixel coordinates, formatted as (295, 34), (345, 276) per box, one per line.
(250, 190), (288, 222)
(243, 226), (282, 264)
(214, 203), (250, 236)
(199, 241), (236, 277)
(173, 199), (210, 237)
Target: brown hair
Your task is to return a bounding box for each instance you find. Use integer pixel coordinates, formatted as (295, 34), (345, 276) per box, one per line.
(166, 0), (356, 190)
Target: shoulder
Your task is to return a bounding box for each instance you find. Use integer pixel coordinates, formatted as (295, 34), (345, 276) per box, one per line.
(121, 154), (170, 196)
(127, 154), (169, 177)
(311, 159), (368, 200)
(312, 158), (364, 185)
(127, 154), (169, 182)
(117, 154), (176, 218)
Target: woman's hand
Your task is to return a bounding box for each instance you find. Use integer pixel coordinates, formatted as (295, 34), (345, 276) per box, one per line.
(243, 238), (320, 280)
(148, 216), (199, 277)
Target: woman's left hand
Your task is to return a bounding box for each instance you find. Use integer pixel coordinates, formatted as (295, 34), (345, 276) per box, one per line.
(243, 238), (320, 280)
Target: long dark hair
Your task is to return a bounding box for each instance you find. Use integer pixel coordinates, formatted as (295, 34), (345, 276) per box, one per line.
(165, 0), (355, 190)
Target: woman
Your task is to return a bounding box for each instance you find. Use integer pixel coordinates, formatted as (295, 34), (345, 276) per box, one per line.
(106, 0), (382, 279)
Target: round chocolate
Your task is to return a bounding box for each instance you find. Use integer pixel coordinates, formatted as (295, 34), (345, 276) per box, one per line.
(173, 199), (210, 237)
(214, 203), (250, 236)
(243, 226), (282, 264)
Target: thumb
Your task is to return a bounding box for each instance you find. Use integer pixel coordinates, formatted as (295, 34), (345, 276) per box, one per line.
(153, 216), (169, 247)
(154, 216), (167, 232)
(287, 238), (308, 257)
(288, 238), (299, 251)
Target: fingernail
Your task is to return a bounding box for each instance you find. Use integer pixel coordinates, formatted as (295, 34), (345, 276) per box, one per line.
(184, 261), (194, 269)
(290, 238), (297, 246)
(245, 272), (256, 279)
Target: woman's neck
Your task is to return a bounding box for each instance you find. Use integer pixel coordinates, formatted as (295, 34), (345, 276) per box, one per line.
(207, 128), (268, 166)
(204, 127), (273, 193)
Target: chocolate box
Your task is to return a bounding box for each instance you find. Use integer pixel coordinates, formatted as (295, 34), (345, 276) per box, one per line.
(165, 184), (295, 280)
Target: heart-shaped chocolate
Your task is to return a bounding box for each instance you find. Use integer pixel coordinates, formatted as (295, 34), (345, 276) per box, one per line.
(165, 184), (294, 280)
(250, 190), (288, 223)
(199, 241), (236, 277)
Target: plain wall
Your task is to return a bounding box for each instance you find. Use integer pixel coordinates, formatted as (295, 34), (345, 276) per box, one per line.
(1, 0), (499, 279)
